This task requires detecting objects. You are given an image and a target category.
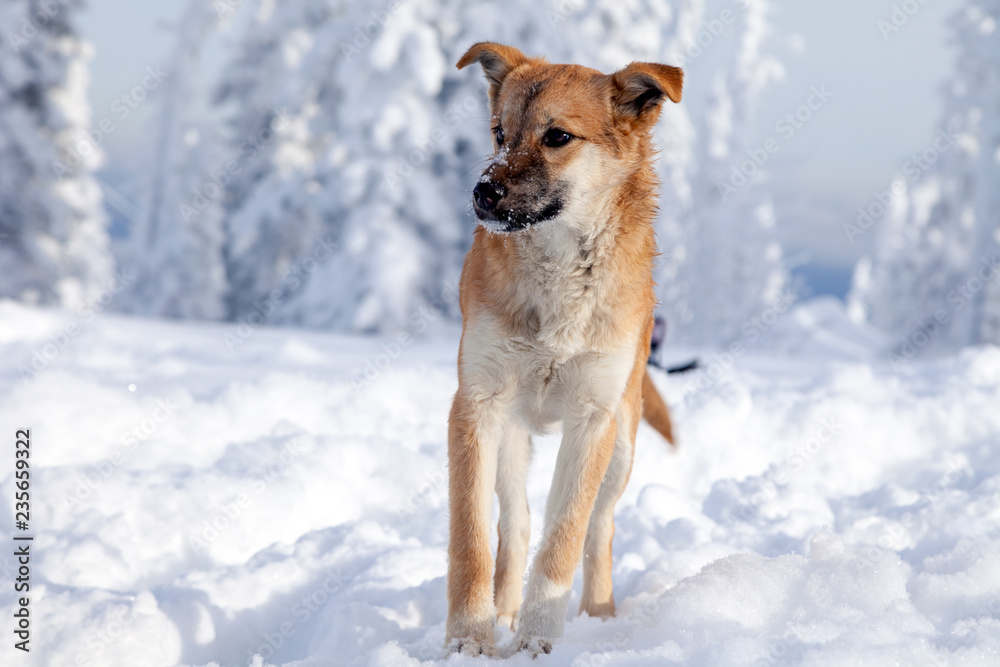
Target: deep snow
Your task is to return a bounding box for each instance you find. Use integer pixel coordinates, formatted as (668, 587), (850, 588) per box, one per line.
(0, 298), (999, 666)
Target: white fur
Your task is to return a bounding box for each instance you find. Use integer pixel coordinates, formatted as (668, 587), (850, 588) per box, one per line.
(494, 426), (532, 631)
(505, 144), (627, 359)
(504, 574), (567, 656)
(458, 145), (642, 654)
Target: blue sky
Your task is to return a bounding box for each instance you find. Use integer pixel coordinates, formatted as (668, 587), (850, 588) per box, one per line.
(77, 0), (964, 297)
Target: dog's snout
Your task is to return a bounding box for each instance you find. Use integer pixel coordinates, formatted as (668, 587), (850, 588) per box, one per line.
(473, 182), (505, 211)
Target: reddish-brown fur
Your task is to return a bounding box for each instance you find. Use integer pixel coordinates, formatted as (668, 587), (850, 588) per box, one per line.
(446, 42), (681, 656)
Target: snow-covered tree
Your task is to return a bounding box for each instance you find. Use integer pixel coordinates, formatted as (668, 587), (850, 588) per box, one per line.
(213, 0), (333, 324)
(216, 0), (721, 334)
(216, 0), (469, 333)
(651, 0), (703, 329)
(657, 0), (787, 345)
(121, 0), (227, 319)
(0, 0), (112, 306)
(849, 0), (1000, 349)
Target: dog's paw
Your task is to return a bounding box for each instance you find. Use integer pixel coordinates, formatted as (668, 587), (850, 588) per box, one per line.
(506, 635), (552, 658)
(445, 635), (499, 658)
(505, 611), (560, 657)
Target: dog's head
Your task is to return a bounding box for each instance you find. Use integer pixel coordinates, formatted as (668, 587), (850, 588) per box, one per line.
(457, 42), (682, 233)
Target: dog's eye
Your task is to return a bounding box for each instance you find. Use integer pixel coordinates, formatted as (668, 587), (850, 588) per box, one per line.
(494, 127), (505, 146)
(542, 128), (572, 147)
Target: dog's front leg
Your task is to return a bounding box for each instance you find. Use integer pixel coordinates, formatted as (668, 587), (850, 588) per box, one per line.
(510, 408), (617, 655)
(445, 391), (501, 656)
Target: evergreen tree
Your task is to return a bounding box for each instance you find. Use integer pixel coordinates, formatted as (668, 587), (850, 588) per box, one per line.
(849, 0), (1000, 349)
(217, 0), (715, 333)
(0, 0), (112, 306)
(214, 0), (335, 324)
(660, 0), (788, 345)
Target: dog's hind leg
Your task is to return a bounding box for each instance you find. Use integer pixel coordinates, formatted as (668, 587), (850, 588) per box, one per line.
(580, 360), (643, 618)
(494, 427), (532, 631)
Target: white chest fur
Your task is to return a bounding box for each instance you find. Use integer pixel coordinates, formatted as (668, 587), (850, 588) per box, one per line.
(463, 222), (635, 433)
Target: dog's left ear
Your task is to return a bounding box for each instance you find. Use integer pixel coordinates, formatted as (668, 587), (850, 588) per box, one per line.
(611, 63), (684, 130)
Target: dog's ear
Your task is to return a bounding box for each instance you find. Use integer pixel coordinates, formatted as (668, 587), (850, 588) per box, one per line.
(611, 62), (683, 130)
(457, 42), (531, 108)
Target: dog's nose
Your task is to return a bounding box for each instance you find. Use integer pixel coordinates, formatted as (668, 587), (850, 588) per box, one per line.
(473, 182), (505, 211)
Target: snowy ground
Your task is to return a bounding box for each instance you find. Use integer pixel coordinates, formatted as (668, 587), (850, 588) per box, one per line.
(1, 298), (999, 667)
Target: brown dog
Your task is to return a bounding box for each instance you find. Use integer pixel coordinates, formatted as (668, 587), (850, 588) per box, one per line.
(446, 42), (681, 656)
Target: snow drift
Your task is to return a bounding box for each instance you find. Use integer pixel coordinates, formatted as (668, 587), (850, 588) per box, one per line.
(1, 297), (998, 666)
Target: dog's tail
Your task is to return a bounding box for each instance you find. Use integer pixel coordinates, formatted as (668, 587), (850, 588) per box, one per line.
(641, 368), (675, 445)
